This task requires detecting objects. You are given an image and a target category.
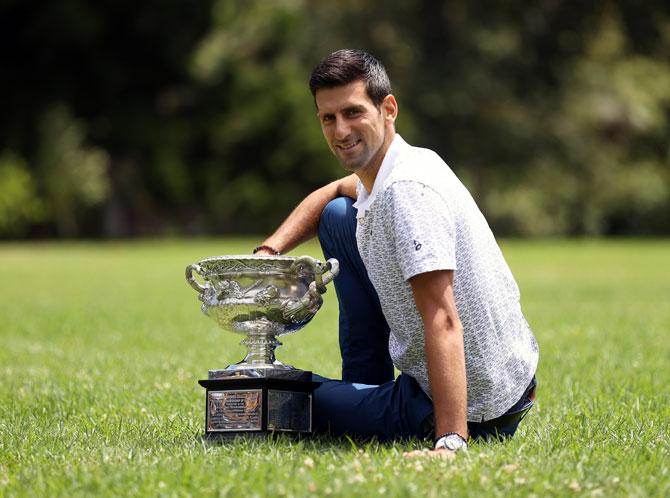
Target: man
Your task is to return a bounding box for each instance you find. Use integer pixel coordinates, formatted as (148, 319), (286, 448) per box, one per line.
(254, 49), (539, 457)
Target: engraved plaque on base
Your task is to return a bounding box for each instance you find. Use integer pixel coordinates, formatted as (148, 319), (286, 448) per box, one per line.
(207, 390), (262, 432)
(268, 390), (311, 432)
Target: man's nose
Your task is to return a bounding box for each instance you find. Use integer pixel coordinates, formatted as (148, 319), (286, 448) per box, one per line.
(333, 117), (351, 141)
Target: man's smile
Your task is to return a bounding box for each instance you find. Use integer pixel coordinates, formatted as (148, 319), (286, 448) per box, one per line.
(336, 139), (362, 151)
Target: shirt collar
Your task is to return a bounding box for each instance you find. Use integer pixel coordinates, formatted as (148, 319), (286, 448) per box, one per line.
(353, 134), (408, 219)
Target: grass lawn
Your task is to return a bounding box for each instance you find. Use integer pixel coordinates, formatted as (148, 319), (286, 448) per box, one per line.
(0, 239), (668, 497)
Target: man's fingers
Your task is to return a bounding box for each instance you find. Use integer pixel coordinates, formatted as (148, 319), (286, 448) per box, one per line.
(402, 448), (456, 459)
(402, 449), (429, 458)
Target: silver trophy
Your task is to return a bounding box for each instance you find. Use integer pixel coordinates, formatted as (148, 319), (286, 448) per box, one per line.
(185, 255), (339, 437)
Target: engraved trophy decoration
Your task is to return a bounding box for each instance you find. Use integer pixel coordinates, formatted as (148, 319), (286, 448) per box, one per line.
(185, 255), (339, 439)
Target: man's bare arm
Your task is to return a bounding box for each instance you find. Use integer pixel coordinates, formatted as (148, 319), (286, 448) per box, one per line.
(256, 174), (358, 255)
(407, 269), (468, 457)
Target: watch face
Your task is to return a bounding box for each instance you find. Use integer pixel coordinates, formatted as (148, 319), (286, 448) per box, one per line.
(435, 433), (468, 451)
(443, 435), (466, 451)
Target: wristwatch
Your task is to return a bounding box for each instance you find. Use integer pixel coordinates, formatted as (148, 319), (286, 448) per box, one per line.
(434, 432), (468, 452)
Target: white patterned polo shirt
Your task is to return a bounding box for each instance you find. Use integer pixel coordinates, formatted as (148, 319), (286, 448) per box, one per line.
(353, 134), (539, 422)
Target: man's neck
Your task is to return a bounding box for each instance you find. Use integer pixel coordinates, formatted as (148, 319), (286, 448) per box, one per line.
(357, 130), (396, 193)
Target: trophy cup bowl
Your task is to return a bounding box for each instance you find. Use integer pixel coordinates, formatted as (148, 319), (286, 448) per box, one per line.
(185, 254), (339, 438)
(185, 254), (339, 379)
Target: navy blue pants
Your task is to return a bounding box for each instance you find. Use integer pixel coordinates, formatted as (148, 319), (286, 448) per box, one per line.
(312, 197), (534, 442)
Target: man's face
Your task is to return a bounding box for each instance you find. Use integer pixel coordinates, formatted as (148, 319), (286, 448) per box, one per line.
(315, 80), (392, 173)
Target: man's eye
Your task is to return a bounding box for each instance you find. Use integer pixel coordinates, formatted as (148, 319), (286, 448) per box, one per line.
(322, 115), (334, 123)
(345, 110), (361, 117)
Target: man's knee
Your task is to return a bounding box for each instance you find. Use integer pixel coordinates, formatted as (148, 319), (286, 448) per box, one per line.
(319, 196), (355, 237)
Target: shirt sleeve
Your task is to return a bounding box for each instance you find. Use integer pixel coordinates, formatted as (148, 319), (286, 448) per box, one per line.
(380, 180), (457, 280)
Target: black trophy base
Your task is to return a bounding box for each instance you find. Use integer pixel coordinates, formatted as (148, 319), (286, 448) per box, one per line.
(198, 374), (321, 440)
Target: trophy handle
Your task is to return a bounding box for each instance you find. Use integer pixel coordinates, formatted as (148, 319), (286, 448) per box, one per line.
(185, 263), (208, 293)
(321, 258), (339, 285)
(281, 257), (340, 322)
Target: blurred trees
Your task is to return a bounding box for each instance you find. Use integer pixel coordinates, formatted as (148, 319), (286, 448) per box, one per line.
(0, 0), (668, 238)
(0, 152), (43, 236)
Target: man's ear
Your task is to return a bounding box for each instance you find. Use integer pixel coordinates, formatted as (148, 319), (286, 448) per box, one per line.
(382, 94), (398, 124)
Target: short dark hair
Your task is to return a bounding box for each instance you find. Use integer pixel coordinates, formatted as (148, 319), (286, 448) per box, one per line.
(309, 49), (392, 106)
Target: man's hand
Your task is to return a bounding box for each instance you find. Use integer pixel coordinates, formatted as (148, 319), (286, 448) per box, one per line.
(403, 448), (456, 460)
(252, 246), (280, 256)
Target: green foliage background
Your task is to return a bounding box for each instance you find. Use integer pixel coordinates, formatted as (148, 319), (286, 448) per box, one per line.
(1, 0), (669, 237)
